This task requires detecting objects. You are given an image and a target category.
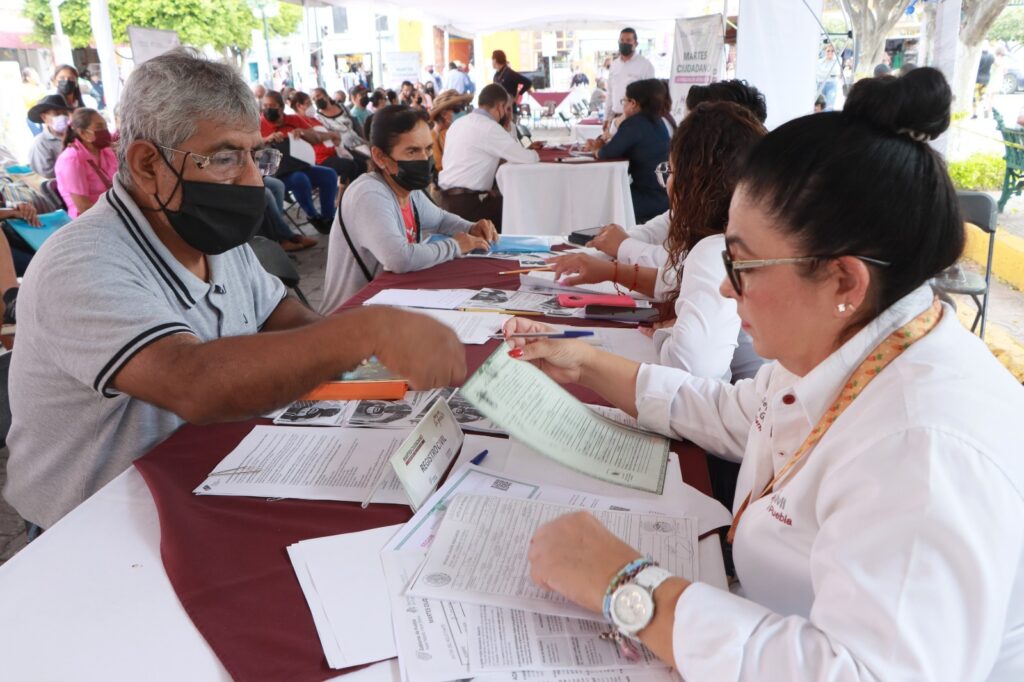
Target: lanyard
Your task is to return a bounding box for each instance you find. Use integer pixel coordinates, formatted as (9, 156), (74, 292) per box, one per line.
(727, 299), (942, 544)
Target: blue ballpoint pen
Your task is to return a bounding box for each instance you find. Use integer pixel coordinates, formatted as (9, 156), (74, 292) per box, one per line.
(470, 449), (489, 465)
(488, 331), (595, 340)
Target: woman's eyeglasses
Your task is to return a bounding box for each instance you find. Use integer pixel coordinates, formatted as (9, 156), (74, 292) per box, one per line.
(158, 145), (282, 181)
(721, 250), (891, 295)
(655, 161), (671, 188)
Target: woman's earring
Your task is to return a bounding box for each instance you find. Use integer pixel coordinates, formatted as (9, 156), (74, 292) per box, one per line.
(837, 303), (855, 314)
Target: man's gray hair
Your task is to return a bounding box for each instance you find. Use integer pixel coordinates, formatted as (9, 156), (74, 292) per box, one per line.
(116, 47), (259, 187)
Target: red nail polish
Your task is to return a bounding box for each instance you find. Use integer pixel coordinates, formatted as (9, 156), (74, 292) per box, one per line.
(508, 348), (524, 359)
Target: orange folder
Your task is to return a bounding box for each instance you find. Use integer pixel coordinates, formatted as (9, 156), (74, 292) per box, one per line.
(301, 381), (408, 401)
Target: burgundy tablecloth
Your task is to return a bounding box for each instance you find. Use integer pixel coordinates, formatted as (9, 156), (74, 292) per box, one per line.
(529, 91), (571, 108)
(135, 256), (712, 682)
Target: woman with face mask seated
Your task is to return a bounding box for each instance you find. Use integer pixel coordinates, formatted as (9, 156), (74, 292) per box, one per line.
(54, 108), (117, 218)
(318, 105), (498, 313)
(503, 67), (1024, 680)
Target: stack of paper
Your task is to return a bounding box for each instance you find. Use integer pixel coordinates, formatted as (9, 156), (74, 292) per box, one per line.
(363, 288), (477, 309)
(461, 288), (579, 317)
(401, 308), (510, 344)
(520, 271), (651, 301)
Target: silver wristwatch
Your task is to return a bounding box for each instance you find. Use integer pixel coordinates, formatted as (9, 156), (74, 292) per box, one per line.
(608, 565), (672, 636)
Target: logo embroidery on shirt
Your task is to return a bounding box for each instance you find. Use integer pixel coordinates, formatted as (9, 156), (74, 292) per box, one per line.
(766, 493), (793, 526)
(753, 397), (768, 432)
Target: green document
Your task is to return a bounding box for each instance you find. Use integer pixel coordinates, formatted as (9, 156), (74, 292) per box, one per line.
(460, 345), (670, 494)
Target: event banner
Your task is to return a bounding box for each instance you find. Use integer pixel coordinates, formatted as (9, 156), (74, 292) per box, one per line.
(669, 14), (726, 121)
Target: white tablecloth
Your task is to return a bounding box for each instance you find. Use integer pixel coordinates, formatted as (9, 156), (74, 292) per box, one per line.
(573, 123), (604, 143)
(0, 463), (725, 680)
(497, 160), (635, 236)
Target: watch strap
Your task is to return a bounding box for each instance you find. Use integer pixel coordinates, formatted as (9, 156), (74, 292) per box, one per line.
(633, 565), (672, 595)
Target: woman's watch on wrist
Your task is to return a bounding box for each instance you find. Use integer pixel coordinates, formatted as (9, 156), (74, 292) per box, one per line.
(609, 565), (672, 637)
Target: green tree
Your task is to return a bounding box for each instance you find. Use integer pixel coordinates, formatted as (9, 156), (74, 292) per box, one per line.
(989, 6), (1024, 44)
(22, 0), (301, 56)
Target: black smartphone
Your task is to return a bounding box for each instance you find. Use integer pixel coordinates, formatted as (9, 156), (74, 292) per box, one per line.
(584, 305), (660, 323)
(567, 226), (604, 246)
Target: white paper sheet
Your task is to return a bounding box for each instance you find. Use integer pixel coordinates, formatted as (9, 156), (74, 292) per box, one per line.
(287, 524), (403, 669)
(467, 605), (668, 673)
(407, 495), (699, 620)
(460, 345), (671, 494)
(400, 308), (510, 345)
(551, 326), (660, 365)
(363, 288), (477, 310)
(193, 426), (410, 504)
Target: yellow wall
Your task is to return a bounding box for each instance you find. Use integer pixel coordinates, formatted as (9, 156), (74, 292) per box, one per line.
(482, 31), (524, 70)
(398, 19), (424, 54)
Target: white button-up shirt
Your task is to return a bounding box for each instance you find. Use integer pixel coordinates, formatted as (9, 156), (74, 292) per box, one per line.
(635, 285), (1024, 680)
(605, 53), (655, 118)
(616, 209), (670, 268)
(651, 234), (762, 385)
(438, 110), (539, 193)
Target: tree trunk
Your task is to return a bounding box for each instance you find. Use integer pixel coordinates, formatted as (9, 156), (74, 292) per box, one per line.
(840, 1), (914, 76)
(952, 0), (1011, 113)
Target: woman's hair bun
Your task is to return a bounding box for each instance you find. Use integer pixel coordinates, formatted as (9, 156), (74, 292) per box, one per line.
(842, 66), (952, 141)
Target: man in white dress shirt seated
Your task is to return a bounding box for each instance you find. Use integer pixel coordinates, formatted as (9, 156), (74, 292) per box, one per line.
(438, 83), (542, 230)
(604, 27), (655, 134)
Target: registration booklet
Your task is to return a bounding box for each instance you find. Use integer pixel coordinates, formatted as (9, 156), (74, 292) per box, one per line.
(460, 344), (670, 493)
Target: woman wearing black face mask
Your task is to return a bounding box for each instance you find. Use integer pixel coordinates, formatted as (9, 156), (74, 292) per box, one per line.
(319, 105), (498, 312)
(309, 87), (369, 151)
(51, 64), (96, 110)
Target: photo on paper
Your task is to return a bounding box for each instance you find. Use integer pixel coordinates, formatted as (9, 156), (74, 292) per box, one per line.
(347, 399), (419, 428)
(273, 400), (354, 426)
(419, 388), (505, 434)
(466, 288), (575, 317)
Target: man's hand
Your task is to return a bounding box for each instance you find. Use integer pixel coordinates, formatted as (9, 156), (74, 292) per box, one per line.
(469, 219), (498, 243)
(528, 141), (545, 150)
(369, 309), (467, 390)
(587, 223), (628, 258)
(264, 131), (286, 144)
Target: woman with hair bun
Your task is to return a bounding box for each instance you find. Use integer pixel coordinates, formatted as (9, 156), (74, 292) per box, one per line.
(503, 67), (1024, 680)
(587, 78), (670, 223)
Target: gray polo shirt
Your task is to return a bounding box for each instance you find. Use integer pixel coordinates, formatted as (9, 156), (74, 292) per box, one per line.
(4, 178), (286, 528)
(28, 128), (63, 179)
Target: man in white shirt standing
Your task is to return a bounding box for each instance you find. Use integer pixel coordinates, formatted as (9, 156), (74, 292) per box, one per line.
(604, 27), (655, 133)
(438, 83), (542, 230)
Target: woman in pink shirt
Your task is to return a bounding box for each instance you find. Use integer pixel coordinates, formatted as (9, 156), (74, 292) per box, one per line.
(54, 108), (117, 218)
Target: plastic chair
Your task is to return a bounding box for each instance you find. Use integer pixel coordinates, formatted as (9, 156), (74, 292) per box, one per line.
(933, 191), (997, 339)
(248, 236), (312, 308)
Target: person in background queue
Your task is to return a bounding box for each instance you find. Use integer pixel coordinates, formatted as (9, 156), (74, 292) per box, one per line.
(604, 28), (654, 133)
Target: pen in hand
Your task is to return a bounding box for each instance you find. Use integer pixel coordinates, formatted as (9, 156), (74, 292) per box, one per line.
(490, 331), (595, 340)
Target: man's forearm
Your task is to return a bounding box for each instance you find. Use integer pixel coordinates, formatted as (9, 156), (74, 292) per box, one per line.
(118, 307), (386, 424)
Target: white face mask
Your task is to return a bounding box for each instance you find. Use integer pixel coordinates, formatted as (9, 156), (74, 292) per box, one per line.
(50, 114), (69, 133)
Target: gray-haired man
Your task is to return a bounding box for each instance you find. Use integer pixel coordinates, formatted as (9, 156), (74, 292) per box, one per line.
(4, 49), (465, 531)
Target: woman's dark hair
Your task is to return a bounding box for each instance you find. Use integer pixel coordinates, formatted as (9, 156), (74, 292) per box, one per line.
(492, 50), (508, 66)
(370, 105), (430, 155)
(386, 89), (398, 104)
(663, 102), (766, 296)
(369, 91), (386, 107)
(63, 108), (99, 149)
(624, 78), (664, 123)
(53, 64), (84, 107)
(289, 90), (311, 109)
(263, 89), (285, 109)
(738, 66), (961, 320)
(686, 79), (767, 123)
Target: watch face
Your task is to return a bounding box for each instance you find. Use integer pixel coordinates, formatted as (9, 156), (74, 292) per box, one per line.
(611, 584), (653, 631)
